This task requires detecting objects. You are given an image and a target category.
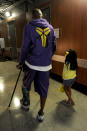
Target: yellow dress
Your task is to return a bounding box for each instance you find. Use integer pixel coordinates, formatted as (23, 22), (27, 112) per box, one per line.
(62, 63), (76, 80)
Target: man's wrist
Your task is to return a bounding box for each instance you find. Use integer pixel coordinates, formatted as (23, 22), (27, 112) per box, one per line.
(19, 62), (22, 65)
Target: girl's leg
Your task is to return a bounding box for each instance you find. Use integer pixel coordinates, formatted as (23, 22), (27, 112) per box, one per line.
(64, 86), (74, 105)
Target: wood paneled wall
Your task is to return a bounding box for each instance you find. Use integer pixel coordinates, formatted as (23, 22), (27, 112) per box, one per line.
(51, 0), (87, 59)
(0, 22), (9, 47)
(15, 13), (27, 48)
(0, 13), (26, 57)
(35, 1), (50, 8)
(52, 61), (87, 86)
(51, 0), (87, 86)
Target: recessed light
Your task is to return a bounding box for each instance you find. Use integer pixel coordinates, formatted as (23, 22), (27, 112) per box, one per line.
(5, 12), (11, 17)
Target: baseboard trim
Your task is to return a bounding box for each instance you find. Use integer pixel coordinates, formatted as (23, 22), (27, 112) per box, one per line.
(50, 73), (87, 95)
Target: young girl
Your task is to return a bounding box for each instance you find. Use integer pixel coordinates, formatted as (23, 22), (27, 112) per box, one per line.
(62, 49), (78, 106)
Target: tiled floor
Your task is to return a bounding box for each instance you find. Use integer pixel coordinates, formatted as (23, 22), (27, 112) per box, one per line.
(0, 61), (87, 131)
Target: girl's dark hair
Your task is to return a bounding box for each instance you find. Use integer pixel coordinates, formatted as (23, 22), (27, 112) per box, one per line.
(65, 49), (78, 70)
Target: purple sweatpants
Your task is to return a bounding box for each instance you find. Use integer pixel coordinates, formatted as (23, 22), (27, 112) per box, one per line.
(23, 68), (49, 98)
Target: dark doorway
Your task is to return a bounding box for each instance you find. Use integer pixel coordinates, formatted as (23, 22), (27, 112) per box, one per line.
(42, 6), (51, 23)
(8, 21), (17, 59)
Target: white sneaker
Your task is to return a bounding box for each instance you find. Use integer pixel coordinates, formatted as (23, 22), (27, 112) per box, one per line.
(37, 112), (44, 122)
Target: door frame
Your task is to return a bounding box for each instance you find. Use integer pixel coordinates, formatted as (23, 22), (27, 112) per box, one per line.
(8, 20), (17, 59)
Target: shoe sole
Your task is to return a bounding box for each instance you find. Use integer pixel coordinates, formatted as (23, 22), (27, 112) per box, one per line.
(37, 114), (44, 122)
(21, 104), (29, 111)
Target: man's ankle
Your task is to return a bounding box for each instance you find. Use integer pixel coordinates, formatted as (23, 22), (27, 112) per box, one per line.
(39, 109), (44, 115)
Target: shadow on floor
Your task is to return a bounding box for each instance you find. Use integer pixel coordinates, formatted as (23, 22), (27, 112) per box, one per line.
(53, 101), (76, 127)
(0, 108), (39, 131)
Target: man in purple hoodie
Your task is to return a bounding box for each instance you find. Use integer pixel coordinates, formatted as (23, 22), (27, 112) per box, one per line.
(17, 8), (56, 122)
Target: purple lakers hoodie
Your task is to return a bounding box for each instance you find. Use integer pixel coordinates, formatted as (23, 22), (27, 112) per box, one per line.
(20, 18), (56, 67)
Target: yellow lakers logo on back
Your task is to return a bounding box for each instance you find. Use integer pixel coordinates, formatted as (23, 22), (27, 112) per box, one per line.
(36, 27), (51, 47)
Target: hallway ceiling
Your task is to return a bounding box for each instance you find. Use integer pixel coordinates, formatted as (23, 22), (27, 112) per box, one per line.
(0, 0), (35, 20)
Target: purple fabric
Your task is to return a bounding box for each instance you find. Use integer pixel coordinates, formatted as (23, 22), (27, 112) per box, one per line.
(20, 18), (56, 66)
(23, 68), (49, 98)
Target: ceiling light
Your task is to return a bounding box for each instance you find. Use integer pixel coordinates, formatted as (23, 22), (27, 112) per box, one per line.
(5, 12), (11, 17)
